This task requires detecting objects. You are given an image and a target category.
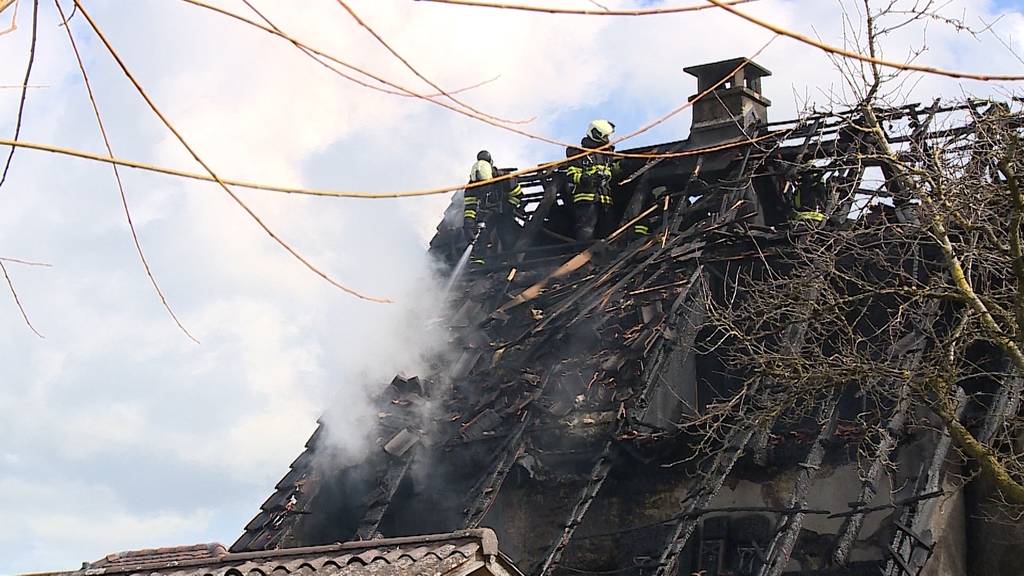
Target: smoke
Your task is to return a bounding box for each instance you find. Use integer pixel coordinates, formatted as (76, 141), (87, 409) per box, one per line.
(314, 197), (458, 464)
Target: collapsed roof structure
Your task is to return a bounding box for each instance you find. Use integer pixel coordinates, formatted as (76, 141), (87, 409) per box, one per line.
(228, 58), (1022, 576)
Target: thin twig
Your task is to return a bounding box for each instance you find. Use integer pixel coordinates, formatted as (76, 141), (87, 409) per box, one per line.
(414, 0), (757, 16)
(0, 260), (43, 338)
(703, 0), (1024, 81)
(179, 0), (773, 161)
(0, 256), (50, 266)
(72, 0), (391, 304)
(336, 0), (534, 125)
(0, 0), (39, 189)
(238, 0), (502, 101)
(56, 0), (199, 342)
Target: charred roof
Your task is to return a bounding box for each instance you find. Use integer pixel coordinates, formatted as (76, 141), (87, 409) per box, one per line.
(235, 58), (1023, 576)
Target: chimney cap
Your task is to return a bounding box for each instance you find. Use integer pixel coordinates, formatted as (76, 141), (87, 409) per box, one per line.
(684, 57), (771, 80)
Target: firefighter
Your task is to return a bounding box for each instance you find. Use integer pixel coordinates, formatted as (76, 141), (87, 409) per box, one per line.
(464, 150), (493, 237)
(490, 165), (523, 252)
(566, 120), (618, 241)
(790, 170), (827, 223)
(463, 150), (523, 265)
(623, 184), (671, 237)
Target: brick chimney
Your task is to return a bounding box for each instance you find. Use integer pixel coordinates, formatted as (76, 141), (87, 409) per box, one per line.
(684, 57), (771, 146)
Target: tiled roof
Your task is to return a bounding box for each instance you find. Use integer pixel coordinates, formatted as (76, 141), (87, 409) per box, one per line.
(87, 544), (227, 570)
(49, 530), (518, 576)
(231, 419), (326, 552)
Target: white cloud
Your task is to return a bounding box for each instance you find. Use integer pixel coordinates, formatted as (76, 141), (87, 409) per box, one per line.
(57, 403), (147, 459)
(28, 510), (214, 553)
(0, 476), (215, 573)
(1, 0), (1022, 572)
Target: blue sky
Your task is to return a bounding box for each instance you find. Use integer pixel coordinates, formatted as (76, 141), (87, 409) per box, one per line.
(0, 0), (1022, 573)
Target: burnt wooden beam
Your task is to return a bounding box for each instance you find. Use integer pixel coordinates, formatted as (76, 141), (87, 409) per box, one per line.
(652, 421), (761, 576)
(832, 303), (939, 566)
(619, 141), (692, 186)
(758, 399), (841, 576)
(828, 491), (945, 519)
(355, 453), (414, 539)
(463, 413), (532, 528)
(535, 439), (616, 576)
(831, 382), (911, 565)
(978, 363), (1023, 445)
(883, 388), (965, 576)
(536, 269), (706, 576)
(514, 171), (562, 264)
(653, 208), (819, 576)
(631, 268), (705, 424)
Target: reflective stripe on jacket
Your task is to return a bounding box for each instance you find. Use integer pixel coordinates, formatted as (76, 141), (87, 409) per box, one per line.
(463, 195), (479, 220)
(507, 180), (522, 208)
(792, 210), (826, 222)
(571, 192), (613, 205)
(566, 137), (617, 205)
(567, 164), (615, 205)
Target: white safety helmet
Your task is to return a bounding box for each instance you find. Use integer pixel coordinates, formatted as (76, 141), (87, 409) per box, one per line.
(587, 119), (615, 143)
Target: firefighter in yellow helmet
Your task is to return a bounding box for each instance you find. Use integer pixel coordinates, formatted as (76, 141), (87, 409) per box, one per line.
(463, 150), (523, 265)
(463, 150), (493, 237)
(566, 120), (618, 241)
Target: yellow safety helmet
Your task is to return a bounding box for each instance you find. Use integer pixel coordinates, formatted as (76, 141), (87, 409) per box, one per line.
(587, 119), (615, 143)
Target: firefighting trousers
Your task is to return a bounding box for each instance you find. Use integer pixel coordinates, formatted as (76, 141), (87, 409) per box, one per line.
(573, 200), (615, 242)
(468, 213), (521, 265)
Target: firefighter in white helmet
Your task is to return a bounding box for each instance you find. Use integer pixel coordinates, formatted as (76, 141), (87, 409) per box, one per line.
(566, 120), (618, 241)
